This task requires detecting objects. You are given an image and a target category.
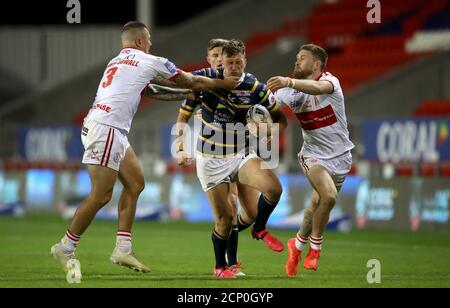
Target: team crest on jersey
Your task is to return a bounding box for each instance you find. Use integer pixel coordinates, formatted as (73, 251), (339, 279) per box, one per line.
(164, 60), (178, 74)
(305, 97), (320, 108)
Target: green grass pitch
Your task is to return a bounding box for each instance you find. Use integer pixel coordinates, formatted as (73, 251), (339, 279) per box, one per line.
(0, 215), (449, 288)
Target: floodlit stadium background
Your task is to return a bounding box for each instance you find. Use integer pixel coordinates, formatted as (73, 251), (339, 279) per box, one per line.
(0, 0), (449, 288)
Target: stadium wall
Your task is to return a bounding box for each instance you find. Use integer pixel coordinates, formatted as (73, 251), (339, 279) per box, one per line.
(0, 169), (448, 232)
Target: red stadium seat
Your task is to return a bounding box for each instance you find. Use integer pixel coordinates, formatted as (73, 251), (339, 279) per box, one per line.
(413, 100), (450, 116)
(439, 164), (450, 177)
(420, 163), (437, 177)
(395, 165), (415, 177)
(166, 162), (178, 175)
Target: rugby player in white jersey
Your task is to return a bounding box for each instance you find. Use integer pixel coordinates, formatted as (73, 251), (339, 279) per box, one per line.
(50, 21), (238, 283)
(267, 44), (354, 275)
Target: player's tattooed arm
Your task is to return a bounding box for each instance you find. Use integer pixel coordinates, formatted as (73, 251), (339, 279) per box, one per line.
(144, 84), (196, 101)
(174, 71), (239, 91)
(150, 76), (178, 88)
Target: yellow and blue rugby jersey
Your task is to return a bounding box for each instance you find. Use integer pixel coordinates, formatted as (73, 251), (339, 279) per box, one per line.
(183, 68), (279, 158)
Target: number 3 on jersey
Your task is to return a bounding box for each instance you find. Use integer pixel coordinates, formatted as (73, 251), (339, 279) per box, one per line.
(102, 67), (118, 88)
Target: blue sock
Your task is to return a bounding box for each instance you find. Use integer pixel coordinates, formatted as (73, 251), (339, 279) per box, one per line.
(253, 194), (278, 232)
(212, 230), (228, 269)
(237, 214), (252, 232)
(226, 225), (239, 266)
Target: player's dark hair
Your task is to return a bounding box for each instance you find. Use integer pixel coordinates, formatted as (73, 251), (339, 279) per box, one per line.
(122, 21), (148, 33)
(207, 39), (228, 52)
(300, 44), (328, 71)
(222, 39), (246, 57)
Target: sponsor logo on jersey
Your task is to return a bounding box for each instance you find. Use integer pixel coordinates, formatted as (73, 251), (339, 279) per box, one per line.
(164, 60), (178, 75)
(296, 104), (337, 131)
(93, 104), (112, 113)
(232, 90), (252, 97)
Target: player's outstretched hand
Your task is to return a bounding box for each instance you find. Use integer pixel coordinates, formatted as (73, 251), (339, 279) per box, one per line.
(267, 76), (290, 92)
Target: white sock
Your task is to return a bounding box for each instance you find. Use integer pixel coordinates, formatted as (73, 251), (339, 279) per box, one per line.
(60, 230), (80, 255)
(116, 230), (132, 254)
(295, 233), (309, 251)
(310, 236), (323, 251)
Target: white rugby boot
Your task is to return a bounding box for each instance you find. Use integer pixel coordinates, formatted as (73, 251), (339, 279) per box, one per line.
(110, 248), (150, 273)
(50, 243), (82, 284)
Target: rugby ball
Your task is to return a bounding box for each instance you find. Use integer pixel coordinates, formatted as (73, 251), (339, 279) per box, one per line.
(246, 104), (273, 124)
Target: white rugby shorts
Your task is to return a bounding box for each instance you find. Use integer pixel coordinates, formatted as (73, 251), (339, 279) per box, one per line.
(81, 120), (129, 172)
(196, 152), (258, 192)
(298, 151), (352, 191)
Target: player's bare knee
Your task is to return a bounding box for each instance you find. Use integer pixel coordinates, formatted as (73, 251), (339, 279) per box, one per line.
(91, 191), (113, 207)
(322, 191), (337, 208)
(311, 195), (320, 209)
(125, 179), (145, 197)
(135, 180), (146, 195)
(266, 183), (283, 203)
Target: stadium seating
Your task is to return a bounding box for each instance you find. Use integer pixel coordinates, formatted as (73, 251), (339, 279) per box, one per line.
(307, 0), (447, 92)
(395, 164), (415, 177)
(307, 0), (424, 47)
(413, 100), (450, 116)
(439, 163), (450, 176)
(174, 0), (446, 94)
(420, 163), (437, 177)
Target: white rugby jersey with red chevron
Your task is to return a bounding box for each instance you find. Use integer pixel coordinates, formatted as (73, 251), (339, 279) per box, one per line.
(85, 48), (180, 134)
(275, 72), (354, 159)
